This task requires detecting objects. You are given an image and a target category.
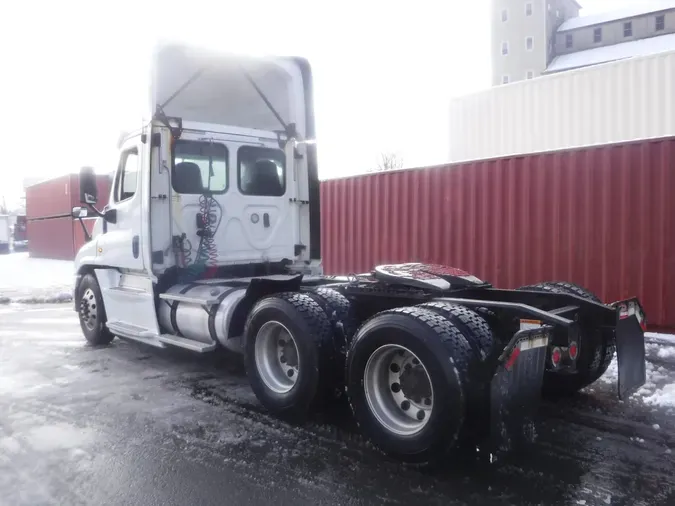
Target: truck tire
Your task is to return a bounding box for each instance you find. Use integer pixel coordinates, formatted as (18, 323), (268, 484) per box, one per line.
(345, 307), (473, 464)
(306, 287), (358, 356)
(77, 273), (115, 346)
(518, 281), (614, 396)
(244, 292), (335, 419)
(417, 302), (493, 360)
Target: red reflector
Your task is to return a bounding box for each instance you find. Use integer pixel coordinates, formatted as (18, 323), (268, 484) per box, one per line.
(505, 347), (521, 371)
(551, 347), (562, 367)
(568, 342), (578, 361)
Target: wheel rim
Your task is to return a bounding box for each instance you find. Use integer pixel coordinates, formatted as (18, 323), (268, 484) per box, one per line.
(254, 321), (300, 394)
(79, 288), (98, 331)
(364, 344), (434, 436)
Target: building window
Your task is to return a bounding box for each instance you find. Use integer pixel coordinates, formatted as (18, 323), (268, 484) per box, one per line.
(526, 36), (534, 51)
(656, 15), (665, 31)
(526, 70), (534, 80)
(501, 9), (508, 22)
(502, 75), (509, 85)
(566, 33), (573, 49)
(525, 3), (533, 16)
(501, 41), (509, 55)
(594, 27), (602, 43)
(556, 9), (561, 18)
(624, 21), (633, 37)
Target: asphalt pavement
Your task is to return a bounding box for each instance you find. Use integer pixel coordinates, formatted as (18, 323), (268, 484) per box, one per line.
(1, 304), (674, 506)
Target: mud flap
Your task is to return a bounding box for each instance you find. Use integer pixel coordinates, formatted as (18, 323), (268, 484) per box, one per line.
(615, 315), (646, 399)
(490, 328), (550, 453)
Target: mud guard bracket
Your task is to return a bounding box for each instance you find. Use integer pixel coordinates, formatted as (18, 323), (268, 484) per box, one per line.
(490, 328), (550, 453)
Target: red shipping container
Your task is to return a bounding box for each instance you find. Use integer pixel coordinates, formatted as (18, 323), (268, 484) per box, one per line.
(321, 137), (675, 329)
(26, 174), (112, 221)
(28, 216), (98, 261)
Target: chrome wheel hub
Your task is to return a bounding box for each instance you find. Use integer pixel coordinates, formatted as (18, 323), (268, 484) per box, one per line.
(254, 321), (300, 394)
(363, 344), (434, 436)
(79, 288), (98, 331)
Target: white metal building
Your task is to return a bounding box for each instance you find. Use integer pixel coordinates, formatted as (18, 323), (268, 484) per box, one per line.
(450, 50), (675, 162)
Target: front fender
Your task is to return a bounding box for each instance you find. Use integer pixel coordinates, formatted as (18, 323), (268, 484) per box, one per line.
(73, 237), (100, 310)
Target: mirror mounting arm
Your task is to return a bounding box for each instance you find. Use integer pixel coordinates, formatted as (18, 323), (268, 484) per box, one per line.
(77, 215), (92, 243)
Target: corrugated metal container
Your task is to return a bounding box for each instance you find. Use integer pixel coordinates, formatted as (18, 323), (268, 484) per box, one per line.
(449, 50), (675, 163)
(26, 174), (112, 220)
(321, 136), (675, 329)
(28, 217), (98, 260)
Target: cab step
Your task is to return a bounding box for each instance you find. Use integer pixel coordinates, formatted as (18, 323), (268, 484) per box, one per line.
(106, 321), (167, 349)
(159, 292), (219, 306)
(107, 320), (216, 353)
(156, 334), (216, 353)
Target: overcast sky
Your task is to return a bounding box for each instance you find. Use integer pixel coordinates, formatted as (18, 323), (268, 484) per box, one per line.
(0, 0), (644, 208)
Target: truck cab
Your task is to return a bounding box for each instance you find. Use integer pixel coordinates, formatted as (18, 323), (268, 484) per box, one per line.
(73, 43), (321, 350)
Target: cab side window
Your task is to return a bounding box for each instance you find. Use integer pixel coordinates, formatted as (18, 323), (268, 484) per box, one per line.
(114, 148), (139, 203)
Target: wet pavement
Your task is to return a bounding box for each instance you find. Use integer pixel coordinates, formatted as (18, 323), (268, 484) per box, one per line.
(0, 304), (674, 506)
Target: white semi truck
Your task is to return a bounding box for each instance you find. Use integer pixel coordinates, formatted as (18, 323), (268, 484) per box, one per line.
(71, 43), (647, 464)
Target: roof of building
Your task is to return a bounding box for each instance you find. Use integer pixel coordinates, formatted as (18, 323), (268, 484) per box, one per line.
(558, 0), (675, 31)
(546, 31), (675, 72)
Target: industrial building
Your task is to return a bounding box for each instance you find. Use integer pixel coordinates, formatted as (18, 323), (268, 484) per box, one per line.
(492, 0), (675, 84)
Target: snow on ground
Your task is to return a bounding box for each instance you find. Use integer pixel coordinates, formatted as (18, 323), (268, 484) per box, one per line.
(0, 252), (73, 304)
(596, 334), (675, 410)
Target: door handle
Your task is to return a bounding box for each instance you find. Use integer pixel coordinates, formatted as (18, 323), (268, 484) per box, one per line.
(132, 236), (140, 258)
(263, 213), (270, 228)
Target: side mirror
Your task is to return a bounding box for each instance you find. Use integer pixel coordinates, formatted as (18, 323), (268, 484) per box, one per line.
(79, 166), (98, 205)
(71, 206), (88, 218)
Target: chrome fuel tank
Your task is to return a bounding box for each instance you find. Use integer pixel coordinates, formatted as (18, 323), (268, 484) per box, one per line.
(158, 283), (247, 352)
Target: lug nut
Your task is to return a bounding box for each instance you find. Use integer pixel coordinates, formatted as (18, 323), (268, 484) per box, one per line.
(391, 383), (401, 393)
(287, 369), (294, 378)
(424, 398), (431, 406)
(390, 363), (400, 373)
(417, 410), (425, 421)
(401, 400), (410, 411)
(280, 356), (286, 364)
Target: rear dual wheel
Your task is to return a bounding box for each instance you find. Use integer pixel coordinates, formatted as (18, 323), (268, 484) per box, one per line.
(346, 307), (475, 464)
(244, 292), (335, 419)
(246, 295), (481, 464)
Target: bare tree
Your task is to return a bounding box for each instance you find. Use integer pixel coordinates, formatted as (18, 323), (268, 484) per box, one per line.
(373, 152), (404, 172)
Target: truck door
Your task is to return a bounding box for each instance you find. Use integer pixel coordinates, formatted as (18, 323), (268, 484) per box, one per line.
(97, 136), (146, 272)
(230, 143), (296, 262)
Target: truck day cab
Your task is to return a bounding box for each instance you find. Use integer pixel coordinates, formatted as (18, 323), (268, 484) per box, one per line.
(72, 43), (647, 464)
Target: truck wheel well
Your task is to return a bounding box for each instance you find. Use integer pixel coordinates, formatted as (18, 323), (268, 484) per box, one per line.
(229, 298), (253, 339)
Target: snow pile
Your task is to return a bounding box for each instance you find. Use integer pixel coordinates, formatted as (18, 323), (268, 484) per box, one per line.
(596, 334), (675, 410)
(0, 253), (73, 304)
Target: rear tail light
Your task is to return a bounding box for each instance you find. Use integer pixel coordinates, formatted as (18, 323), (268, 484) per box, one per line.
(568, 341), (578, 361)
(550, 347), (562, 368)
